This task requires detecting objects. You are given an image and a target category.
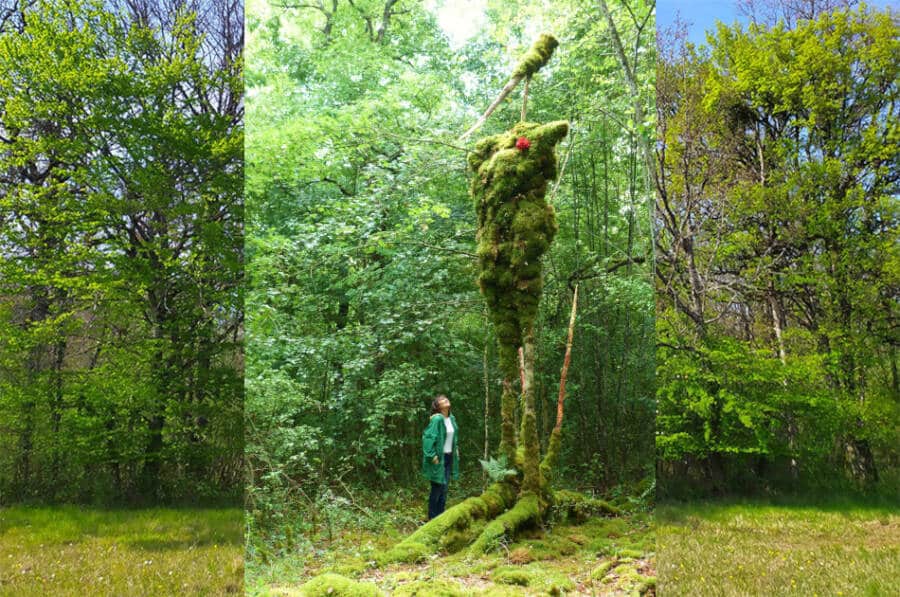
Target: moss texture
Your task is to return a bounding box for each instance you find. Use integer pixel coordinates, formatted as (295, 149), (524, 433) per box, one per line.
(491, 564), (575, 594)
(591, 560), (615, 580)
(299, 573), (383, 597)
(392, 579), (467, 596)
(539, 427), (561, 484)
(519, 405), (540, 494)
(469, 120), (568, 365)
(470, 120), (568, 462)
(467, 492), (540, 556)
(378, 482), (517, 565)
(512, 533), (579, 561)
(491, 567), (531, 586)
(552, 489), (621, 523)
(511, 33), (559, 79)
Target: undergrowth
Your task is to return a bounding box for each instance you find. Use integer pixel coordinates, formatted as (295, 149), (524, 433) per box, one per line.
(246, 483), (656, 596)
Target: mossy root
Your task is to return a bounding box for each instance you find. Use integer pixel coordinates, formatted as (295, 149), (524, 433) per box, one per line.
(378, 482), (517, 565)
(467, 492), (541, 557)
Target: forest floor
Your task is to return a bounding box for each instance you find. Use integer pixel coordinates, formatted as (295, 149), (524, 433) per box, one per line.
(656, 498), (900, 596)
(0, 505), (243, 596)
(246, 485), (655, 596)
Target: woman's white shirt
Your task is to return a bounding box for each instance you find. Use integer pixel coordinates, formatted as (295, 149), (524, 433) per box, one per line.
(443, 415), (454, 454)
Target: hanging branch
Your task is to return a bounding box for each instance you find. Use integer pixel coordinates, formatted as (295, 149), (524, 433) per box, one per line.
(461, 75), (525, 141)
(460, 33), (559, 141)
(555, 285), (578, 430)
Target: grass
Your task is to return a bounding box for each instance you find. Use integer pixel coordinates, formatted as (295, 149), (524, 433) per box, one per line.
(246, 485), (656, 596)
(657, 497), (900, 596)
(0, 505), (243, 596)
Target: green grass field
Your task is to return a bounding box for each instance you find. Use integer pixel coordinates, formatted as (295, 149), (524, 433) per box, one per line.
(657, 499), (900, 596)
(0, 506), (243, 596)
(246, 487), (655, 596)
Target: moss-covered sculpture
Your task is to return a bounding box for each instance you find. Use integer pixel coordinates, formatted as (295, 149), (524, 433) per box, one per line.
(469, 120), (568, 375)
(469, 120), (568, 502)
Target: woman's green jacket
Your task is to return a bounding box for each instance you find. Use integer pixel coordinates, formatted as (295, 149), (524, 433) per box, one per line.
(421, 413), (459, 484)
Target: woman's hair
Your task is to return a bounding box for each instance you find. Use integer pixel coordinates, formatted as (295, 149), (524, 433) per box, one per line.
(431, 394), (449, 415)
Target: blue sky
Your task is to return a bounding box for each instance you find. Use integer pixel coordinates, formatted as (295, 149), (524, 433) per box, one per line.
(657, 1), (898, 47)
(657, 1), (740, 46)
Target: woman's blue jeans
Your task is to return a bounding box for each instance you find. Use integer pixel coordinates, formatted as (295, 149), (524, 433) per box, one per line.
(428, 452), (453, 520)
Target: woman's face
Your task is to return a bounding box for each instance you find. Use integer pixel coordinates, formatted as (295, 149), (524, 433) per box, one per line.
(439, 397), (451, 415)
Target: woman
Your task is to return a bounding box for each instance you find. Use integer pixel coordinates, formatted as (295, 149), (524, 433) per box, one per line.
(422, 394), (459, 520)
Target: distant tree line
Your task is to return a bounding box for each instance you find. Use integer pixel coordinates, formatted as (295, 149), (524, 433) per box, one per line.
(656, 4), (899, 496)
(0, 0), (243, 503)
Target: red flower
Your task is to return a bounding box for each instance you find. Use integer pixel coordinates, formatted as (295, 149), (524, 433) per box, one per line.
(516, 137), (531, 151)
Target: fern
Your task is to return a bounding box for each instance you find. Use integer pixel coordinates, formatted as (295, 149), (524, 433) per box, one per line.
(479, 455), (518, 482)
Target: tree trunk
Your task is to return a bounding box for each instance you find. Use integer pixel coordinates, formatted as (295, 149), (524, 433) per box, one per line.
(520, 328), (541, 496)
(845, 436), (878, 487)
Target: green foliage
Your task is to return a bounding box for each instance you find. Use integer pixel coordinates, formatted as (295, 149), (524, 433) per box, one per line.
(0, 0), (242, 502)
(656, 5), (899, 495)
(479, 455), (518, 483)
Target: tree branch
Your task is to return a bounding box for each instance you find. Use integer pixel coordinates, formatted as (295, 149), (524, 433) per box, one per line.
(555, 285), (578, 431)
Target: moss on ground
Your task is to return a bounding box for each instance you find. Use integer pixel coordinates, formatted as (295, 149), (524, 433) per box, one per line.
(299, 573), (382, 596)
(491, 564), (575, 594)
(392, 578), (466, 596)
(552, 489), (622, 522)
(514, 533), (579, 560)
(491, 567), (531, 586)
(590, 560), (614, 580)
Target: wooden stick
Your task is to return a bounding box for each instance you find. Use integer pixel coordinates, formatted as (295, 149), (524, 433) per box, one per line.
(520, 75), (530, 121)
(459, 74), (524, 141)
(555, 285), (578, 430)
